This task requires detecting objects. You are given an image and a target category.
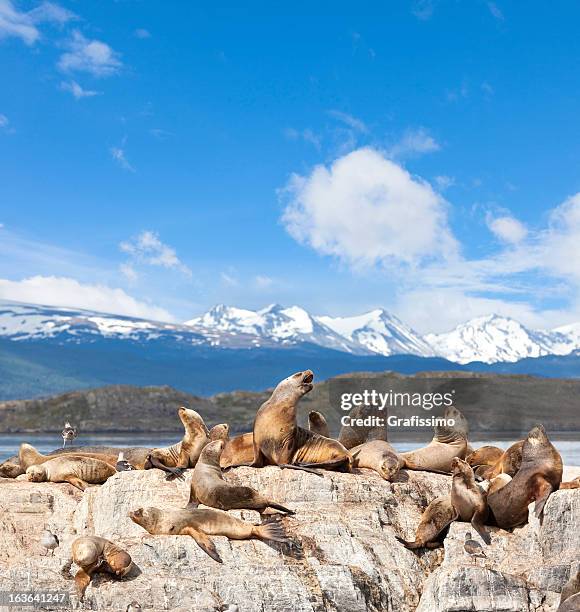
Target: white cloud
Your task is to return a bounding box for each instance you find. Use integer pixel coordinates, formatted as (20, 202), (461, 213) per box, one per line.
(28, 2), (76, 25)
(58, 30), (122, 77)
(120, 231), (191, 276)
(0, 275), (173, 321)
(110, 145), (134, 172)
(119, 263), (138, 283)
(281, 147), (458, 268)
(487, 2), (504, 20)
(0, 113), (8, 128)
(255, 275), (274, 289)
(220, 271), (239, 287)
(487, 215), (528, 244)
(327, 110), (368, 134)
(0, 0), (39, 44)
(388, 128), (440, 159)
(134, 28), (150, 39)
(60, 80), (101, 99)
(283, 127), (321, 149)
(434, 175), (455, 190)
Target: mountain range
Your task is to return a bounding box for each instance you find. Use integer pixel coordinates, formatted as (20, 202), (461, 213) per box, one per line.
(1, 299), (580, 400)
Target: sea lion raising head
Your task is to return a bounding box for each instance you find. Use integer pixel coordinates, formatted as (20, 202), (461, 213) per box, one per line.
(308, 411), (330, 438)
(189, 440), (294, 514)
(209, 423), (230, 442)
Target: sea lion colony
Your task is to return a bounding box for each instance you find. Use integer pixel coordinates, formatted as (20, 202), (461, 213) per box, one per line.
(0, 368), (577, 603)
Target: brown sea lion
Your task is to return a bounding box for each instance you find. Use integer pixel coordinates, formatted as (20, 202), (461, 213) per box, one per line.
(558, 593), (580, 612)
(486, 473), (512, 496)
(466, 446), (504, 469)
(145, 407), (210, 478)
(71, 536), (132, 600)
(488, 425), (563, 529)
(400, 406), (469, 473)
(559, 570), (580, 609)
(188, 440), (294, 514)
(243, 370), (351, 472)
(450, 457), (490, 544)
(19, 443), (119, 471)
(478, 440), (524, 480)
(338, 403), (388, 450)
(350, 440), (404, 481)
(0, 458), (25, 478)
(308, 411), (330, 438)
(220, 432), (254, 469)
(396, 495), (458, 549)
(26, 456), (116, 490)
(209, 423), (230, 442)
(560, 477), (580, 490)
(129, 506), (290, 563)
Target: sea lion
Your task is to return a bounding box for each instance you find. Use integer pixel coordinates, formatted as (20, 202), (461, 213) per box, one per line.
(338, 403), (389, 450)
(188, 440), (294, 514)
(0, 458), (25, 478)
(487, 473), (512, 496)
(209, 423), (230, 442)
(466, 446), (504, 469)
(560, 570), (580, 609)
(26, 456), (116, 490)
(350, 440), (404, 481)
(71, 536), (132, 600)
(400, 406), (469, 473)
(308, 411), (330, 438)
(560, 477), (580, 490)
(558, 593), (580, 612)
(450, 457), (490, 544)
(478, 440), (524, 480)
(243, 370), (351, 472)
(220, 432), (254, 469)
(129, 506), (290, 563)
(19, 443), (119, 471)
(488, 425), (563, 529)
(396, 495), (458, 549)
(145, 407), (210, 478)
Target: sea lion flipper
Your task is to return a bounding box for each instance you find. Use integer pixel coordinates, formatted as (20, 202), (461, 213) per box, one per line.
(471, 513), (491, 545)
(295, 458), (351, 472)
(266, 502), (295, 515)
(66, 476), (88, 491)
(74, 568), (92, 600)
(394, 535), (421, 550)
(180, 527), (222, 563)
(279, 464), (323, 477)
(534, 487), (553, 519)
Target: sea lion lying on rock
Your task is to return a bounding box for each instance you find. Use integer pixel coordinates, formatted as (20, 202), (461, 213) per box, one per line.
(70, 536), (133, 600)
(400, 406), (469, 473)
(350, 440), (404, 481)
(188, 440), (294, 514)
(466, 446), (503, 470)
(19, 443), (118, 471)
(396, 495), (458, 550)
(242, 370), (351, 473)
(488, 425), (563, 529)
(476, 440), (524, 480)
(450, 457), (490, 544)
(145, 407), (209, 478)
(129, 506), (291, 563)
(26, 456), (116, 490)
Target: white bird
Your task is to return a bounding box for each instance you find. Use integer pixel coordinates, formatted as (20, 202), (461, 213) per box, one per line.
(40, 529), (59, 556)
(116, 452), (136, 472)
(464, 531), (487, 564)
(61, 422), (77, 447)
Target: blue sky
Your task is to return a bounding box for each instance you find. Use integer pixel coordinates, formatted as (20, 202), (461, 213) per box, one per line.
(1, 0), (580, 332)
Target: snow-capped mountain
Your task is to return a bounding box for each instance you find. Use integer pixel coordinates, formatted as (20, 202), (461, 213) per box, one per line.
(318, 309), (436, 357)
(185, 304), (366, 354)
(426, 314), (578, 364)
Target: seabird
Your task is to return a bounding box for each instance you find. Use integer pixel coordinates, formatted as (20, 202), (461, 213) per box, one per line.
(464, 531), (487, 564)
(61, 422), (77, 448)
(116, 452), (136, 472)
(40, 529), (59, 556)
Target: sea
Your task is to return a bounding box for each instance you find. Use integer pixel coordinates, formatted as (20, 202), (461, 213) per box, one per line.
(1, 433), (579, 465)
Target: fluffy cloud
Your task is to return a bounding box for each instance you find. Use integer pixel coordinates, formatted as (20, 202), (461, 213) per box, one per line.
(0, 1), (75, 45)
(0, 275), (173, 321)
(60, 80), (101, 99)
(388, 128), (440, 159)
(281, 147), (458, 267)
(120, 231), (191, 276)
(58, 30), (122, 77)
(487, 215), (528, 244)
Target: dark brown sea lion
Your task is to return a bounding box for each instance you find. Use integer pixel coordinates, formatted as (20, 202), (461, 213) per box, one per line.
(71, 536), (132, 600)
(129, 506), (290, 563)
(478, 440), (524, 480)
(338, 403), (388, 450)
(242, 370), (351, 472)
(26, 456), (116, 490)
(145, 407), (210, 478)
(350, 440), (404, 481)
(220, 432), (254, 469)
(209, 423), (230, 442)
(450, 457), (490, 544)
(488, 425), (563, 529)
(188, 440), (294, 514)
(396, 495), (458, 549)
(308, 411), (330, 438)
(400, 406), (469, 473)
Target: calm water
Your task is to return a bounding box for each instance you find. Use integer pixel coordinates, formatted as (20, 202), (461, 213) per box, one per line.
(1, 433), (579, 465)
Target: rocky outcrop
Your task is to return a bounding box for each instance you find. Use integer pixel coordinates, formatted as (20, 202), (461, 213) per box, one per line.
(0, 466), (578, 611)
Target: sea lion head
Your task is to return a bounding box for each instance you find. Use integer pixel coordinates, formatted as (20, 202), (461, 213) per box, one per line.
(178, 407), (209, 436)
(379, 455), (402, 481)
(107, 549), (133, 577)
(26, 465), (47, 482)
(451, 457), (471, 478)
(308, 411), (325, 427)
(200, 440), (225, 465)
(526, 424), (548, 446)
(209, 423), (230, 442)
(435, 406), (469, 442)
(272, 370), (315, 402)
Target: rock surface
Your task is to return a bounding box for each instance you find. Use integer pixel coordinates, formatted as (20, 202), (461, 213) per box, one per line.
(0, 466), (578, 611)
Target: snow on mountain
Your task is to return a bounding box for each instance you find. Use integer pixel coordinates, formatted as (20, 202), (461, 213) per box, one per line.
(425, 314), (577, 364)
(318, 309), (436, 357)
(185, 304), (366, 353)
